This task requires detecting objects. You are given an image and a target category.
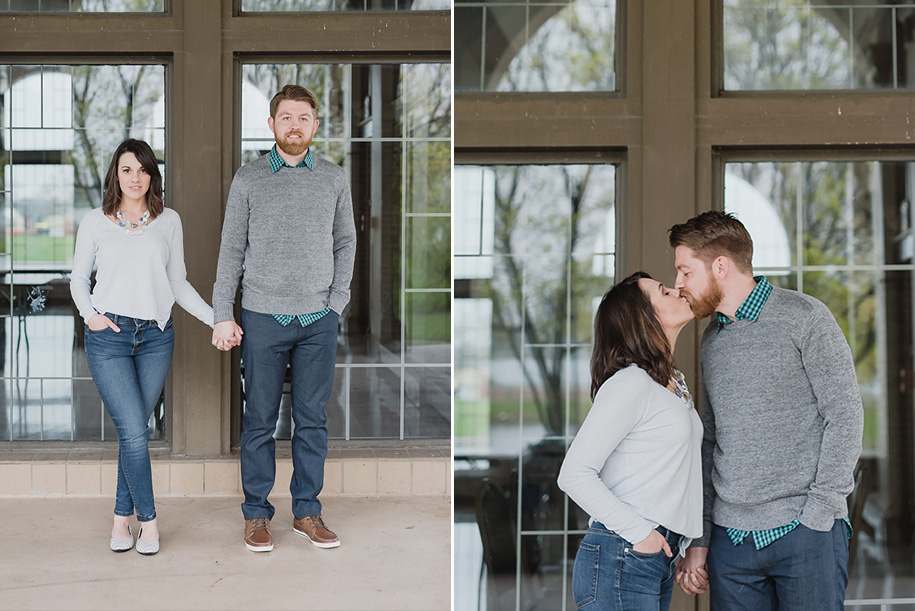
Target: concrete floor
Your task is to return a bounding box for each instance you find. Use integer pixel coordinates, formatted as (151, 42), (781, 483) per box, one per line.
(0, 495), (451, 611)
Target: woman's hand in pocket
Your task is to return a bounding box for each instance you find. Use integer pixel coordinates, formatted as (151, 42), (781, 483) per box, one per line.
(87, 314), (120, 333)
(632, 529), (672, 557)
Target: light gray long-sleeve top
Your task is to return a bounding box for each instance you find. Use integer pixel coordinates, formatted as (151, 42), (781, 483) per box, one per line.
(70, 207), (214, 330)
(558, 365), (704, 547)
(697, 286), (864, 546)
(211, 153), (356, 322)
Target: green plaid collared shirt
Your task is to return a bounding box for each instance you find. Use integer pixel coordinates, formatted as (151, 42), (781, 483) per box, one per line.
(267, 145), (328, 328)
(269, 145), (315, 173)
(728, 518), (853, 550)
(715, 275), (772, 332)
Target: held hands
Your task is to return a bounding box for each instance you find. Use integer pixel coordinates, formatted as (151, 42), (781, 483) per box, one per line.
(633, 529), (673, 557)
(212, 320), (243, 351)
(675, 546), (710, 595)
(87, 313), (120, 333)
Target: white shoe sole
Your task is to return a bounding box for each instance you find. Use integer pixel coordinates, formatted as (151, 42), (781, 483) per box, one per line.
(245, 541), (274, 552)
(293, 527), (340, 548)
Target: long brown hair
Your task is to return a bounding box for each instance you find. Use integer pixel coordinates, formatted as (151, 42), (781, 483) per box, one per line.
(101, 139), (164, 219)
(590, 272), (675, 400)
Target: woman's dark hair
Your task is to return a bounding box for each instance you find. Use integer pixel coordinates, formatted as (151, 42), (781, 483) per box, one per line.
(102, 139), (164, 219)
(590, 271), (675, 400)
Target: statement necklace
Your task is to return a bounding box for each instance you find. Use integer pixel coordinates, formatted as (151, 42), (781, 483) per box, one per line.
(117, 208), (150, 234)
(671, 369), (693, 409)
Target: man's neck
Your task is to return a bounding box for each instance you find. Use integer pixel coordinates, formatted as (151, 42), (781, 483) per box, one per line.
(717, 274), (759, 320)
(276, 146), (308, 168)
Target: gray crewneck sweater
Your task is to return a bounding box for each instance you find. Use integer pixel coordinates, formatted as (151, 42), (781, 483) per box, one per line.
(212, 152), (356, 322)
(697, 286), (863, 546)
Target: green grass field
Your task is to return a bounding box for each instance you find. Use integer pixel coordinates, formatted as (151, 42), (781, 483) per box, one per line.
(9, 235), (75, 264)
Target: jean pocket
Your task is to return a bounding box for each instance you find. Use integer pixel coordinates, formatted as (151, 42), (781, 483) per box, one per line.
(627, 547), (666, 559)
(618, 548), (670, 595)
(572, 541), (600, 608)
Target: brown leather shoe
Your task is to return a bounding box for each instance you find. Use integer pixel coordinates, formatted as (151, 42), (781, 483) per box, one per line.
(293, 515), (340, 548)
(244, 517), (274, 552)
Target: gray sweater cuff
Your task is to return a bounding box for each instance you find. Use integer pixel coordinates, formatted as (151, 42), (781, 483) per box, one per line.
(799, 496), (844, 532)
(213, 305), (235, 324)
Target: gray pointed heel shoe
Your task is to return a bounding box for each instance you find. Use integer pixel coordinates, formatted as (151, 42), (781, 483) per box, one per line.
(110, 524), (134, 552)
(136, 527), (159, 555)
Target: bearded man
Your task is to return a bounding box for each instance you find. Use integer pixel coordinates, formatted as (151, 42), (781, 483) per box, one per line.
(667, 211), (862, 611)
(212, 84), (356, 553)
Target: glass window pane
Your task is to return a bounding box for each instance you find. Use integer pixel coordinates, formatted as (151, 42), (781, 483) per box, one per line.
(458, 478), (520, 610)
(520, 346), (567, 440)
(349, 366), (400, 438)
(406, 216), (449, 289)
(404, 367), (449, 437)
(453, 166), (495, 257)
(455, 0), (618, 92)
(454, 287), (522, 455)
(405, 291), (449, 363)
(240, 0), (450, 12)
(454, 160), (616, 604)
(0, 0), (164, 12)
(72, 378), (104, 441)
(0, 192), (9, 254)
(406, 141), (450, 214)
(723, 0), (915, 90)
(0, 63), (166, 442)
(402, 63), (450, 140)
(568, 345), (590, 432)
(40, 379), (72, 440)
(518, 534), (577, 609)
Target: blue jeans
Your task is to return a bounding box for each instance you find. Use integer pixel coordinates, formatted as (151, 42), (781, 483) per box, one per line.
(708, 520), (849, 610)
(85, 315), (174, 522)
(572, 522), (681, 611)
(240, 309), (338, 521)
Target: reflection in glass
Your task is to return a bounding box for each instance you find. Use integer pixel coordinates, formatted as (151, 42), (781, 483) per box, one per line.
(567, 346), (590, 432)
(0, 63), (165, 443)
(402, 63), (451, 139)
(724, 0), (915, 90)
(405, 292), (449, 364)
(406, 141), (450, 213)
(349, 367), (400, 438)
(518, 534), (579, 611)
(407, 216), (450, 288)
(403, 367), (450, 437)
(240, 61), (451, 440)
(241, 0), (450, 12)
(0, 0), (165, 11)
(454, 0), (617, 92)
(726, 159), (915, 606)
(454, 161), (614, 610)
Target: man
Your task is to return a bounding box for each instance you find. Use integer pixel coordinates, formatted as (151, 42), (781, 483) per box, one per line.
(212, 84), (356, 553)
(668, 211), (862, 609)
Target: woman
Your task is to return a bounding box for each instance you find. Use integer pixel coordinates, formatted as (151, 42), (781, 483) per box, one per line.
(557, 272), (702, 610)
(70, 139), (215, 555)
